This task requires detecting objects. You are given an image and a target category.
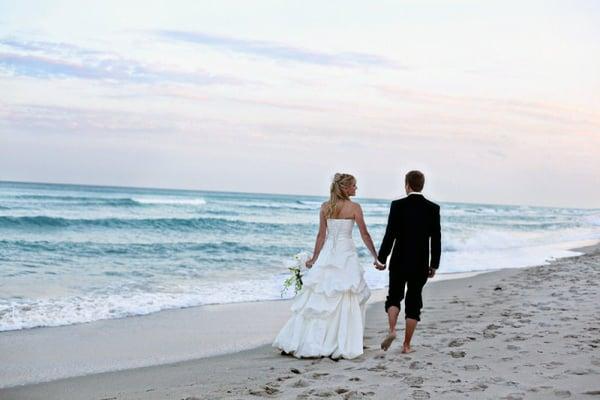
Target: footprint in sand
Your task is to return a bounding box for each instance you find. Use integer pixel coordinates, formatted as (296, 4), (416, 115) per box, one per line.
(335, 388), (350, 394)
(450, 351), (466, 358)
(507, 335), (528, 342)
(502, 393), (525, 400)
(248, 384), (280, 396)
(343, 390), (375, 400)
(383, 370), (406, 378)
(543, 361), (564, 370)
(565, 368), (593, 375)
(367, 363), (387, 372)
(409, 361), (426, 370)
(291, 379), (310, 388)
(563, 334), (579, 339)
(265, 380), (282, 389)
(411, 389), (431, 399)
(470, 382), (489, 392)
(553, 389), (572, 398)
(448, 338), (466, 347)
(404, 375), (425, 387)
(297, 388), (335, 398)
(310, 372), (330, 379)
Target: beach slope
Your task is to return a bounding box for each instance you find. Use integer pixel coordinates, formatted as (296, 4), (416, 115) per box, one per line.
(1, 245), (599, 399)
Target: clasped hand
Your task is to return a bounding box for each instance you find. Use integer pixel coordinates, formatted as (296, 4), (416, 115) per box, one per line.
(373, 259), (386, 270)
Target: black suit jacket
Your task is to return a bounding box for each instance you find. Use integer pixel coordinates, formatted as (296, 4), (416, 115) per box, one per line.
(377, 194), (441, 274)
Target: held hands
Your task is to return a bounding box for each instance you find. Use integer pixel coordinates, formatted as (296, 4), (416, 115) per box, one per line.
(373, 259), (386, 270)
(428, 267), (436, 278)
(305, 258), (315, 268)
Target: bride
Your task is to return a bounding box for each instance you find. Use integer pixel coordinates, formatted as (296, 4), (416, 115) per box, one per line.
(273, 173), (383, 359)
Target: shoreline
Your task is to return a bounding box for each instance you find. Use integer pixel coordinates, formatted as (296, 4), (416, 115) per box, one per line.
(0, 269), (522, 393)
(0, 240), (597, 390)
(1, 237), (593, 334)
(1, 241), (598, 399)
(0, 268), (569, 389)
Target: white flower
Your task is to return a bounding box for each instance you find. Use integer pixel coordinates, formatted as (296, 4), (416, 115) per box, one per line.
(281, 252), (310, 297)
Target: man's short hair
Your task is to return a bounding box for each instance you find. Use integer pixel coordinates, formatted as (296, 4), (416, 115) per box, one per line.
(405, 170), (425, 192)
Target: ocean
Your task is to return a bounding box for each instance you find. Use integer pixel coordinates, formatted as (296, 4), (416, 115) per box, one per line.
(0, 181), (598, 332)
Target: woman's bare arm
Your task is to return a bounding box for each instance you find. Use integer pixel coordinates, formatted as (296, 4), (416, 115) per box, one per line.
(306, 204), (328, 267)
(354, 203), (379, 262)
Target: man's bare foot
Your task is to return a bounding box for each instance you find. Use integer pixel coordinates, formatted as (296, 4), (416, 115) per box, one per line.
(401, 343), (414, 354)
(380, 332), (397, 351)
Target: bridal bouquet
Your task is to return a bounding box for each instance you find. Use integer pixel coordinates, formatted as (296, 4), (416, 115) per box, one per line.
(281, 251), (310, 297)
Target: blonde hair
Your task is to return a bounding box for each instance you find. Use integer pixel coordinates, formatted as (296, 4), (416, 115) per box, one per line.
(325, 173), (356, 218)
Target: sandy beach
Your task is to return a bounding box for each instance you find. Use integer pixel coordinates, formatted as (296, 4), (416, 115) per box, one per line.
(1, 243), (599, 400)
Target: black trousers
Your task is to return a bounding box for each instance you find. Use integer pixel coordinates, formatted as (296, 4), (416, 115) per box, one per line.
(385, 269), (428, 321)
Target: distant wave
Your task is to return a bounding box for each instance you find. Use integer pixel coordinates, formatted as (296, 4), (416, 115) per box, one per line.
(0, 215), (308, 232)
(0, 239), (303, 257)
(296, 200), (322, 206)
(8, 194), (206, 207)
(585, 213), (600, 226)
(11, 195), (141, 207)
(241, 202), (316, 211)
(131, 197), (207, 206)
(14, 194), (133, 202)
(230, 200), (383, 212)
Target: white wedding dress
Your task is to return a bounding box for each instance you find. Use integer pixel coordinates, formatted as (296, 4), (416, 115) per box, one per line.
(273, 219), (371, 359)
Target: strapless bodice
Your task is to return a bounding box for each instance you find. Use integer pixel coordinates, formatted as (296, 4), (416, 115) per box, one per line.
(326, 218), (354, 240)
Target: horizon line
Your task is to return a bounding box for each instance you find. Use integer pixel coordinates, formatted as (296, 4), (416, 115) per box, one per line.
(0, 179), (597, 211)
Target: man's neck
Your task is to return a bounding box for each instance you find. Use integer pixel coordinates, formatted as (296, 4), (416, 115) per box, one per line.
(407, 191), (423, 196)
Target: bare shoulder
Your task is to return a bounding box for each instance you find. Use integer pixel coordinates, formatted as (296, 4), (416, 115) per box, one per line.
(319, 201), (329, 214)
(350, 201), (363, 214)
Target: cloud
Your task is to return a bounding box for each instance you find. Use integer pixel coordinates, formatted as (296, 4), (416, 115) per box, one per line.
(0, 103), (303, 143)
(156, 89), (331, 113)
(0, 38), (103, 57)
(0, 37), (240, 85)
(155, 30), (402, 69)
(0, 103), (175, 135)
(375, 85), (600, 135)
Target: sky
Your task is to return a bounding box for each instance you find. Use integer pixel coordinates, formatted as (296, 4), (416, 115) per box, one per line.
(1, 0), (599, 208)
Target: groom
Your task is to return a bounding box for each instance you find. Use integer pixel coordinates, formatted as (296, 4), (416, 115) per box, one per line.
(375, 170), (441, 353)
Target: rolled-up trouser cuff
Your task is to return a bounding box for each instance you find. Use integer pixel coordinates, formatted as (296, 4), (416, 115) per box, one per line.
(405, 312), (421, 321)
(384, 297), (401, 313)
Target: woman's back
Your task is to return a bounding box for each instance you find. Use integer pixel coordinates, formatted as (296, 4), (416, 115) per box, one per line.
(273, 174), (375, 359)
